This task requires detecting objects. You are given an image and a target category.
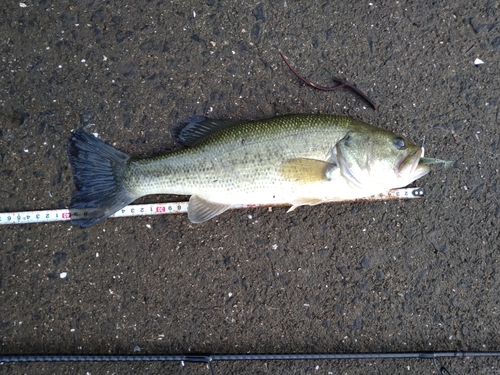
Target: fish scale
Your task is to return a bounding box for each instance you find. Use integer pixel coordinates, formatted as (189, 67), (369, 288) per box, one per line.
(126, 115), (352, 197)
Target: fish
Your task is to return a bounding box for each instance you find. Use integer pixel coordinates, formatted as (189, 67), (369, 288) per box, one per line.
(68, 114), (431, 227)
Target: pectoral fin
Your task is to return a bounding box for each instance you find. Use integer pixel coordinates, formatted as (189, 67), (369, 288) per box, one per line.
(280, 158), (337, 183)
(188, 195), (233, 223)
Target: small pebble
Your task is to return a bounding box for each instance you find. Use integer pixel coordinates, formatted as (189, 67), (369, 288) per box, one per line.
(474, 58), (484, 66)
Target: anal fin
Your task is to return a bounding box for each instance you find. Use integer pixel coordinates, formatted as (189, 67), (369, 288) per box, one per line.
(188, 195), (233, 223)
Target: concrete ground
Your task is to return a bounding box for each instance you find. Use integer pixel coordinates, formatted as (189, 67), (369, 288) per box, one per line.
(1, 1), (499, 374)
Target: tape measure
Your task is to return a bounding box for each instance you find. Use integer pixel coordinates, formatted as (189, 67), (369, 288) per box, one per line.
(0, 187), (424, 225)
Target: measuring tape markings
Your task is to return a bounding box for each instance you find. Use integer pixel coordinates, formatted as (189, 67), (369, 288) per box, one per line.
(0, 187), (423, 225)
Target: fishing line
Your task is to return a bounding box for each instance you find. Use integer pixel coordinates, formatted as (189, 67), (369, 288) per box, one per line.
(1, 351), (500, 374)
(0, 187), (424, 225)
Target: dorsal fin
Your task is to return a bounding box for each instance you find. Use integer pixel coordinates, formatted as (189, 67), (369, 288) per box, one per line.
(173, 116), (242, 146)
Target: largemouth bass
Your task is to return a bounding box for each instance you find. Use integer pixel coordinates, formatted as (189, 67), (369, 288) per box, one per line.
(68, 114), (430, 227)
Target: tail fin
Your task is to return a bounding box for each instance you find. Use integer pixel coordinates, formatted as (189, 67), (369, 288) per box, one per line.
(68, 131), (136, 227)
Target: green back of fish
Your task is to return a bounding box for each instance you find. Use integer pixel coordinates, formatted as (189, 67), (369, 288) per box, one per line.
(124, 114), (379, 197)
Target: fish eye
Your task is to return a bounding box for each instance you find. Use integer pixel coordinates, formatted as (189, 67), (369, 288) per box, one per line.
(393, 136), (406, 150)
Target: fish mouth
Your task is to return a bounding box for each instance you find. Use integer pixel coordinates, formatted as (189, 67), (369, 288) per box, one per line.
(396, 147), (430, 179)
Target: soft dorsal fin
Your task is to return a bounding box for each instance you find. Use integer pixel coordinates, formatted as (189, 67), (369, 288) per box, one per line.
(280, 158), (338, 183)
(174, 116), (242, 146)
(188, 195), (233, 223)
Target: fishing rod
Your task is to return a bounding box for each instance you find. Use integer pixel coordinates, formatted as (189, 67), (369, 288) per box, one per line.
(0, 187), (423, 225)
(1, 351), (499, 375)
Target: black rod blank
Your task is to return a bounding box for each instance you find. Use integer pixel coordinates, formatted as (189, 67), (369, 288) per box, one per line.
(1, 351), (499, 363)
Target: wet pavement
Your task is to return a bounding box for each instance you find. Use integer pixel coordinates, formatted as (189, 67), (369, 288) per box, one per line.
(1, 1), (499, 374)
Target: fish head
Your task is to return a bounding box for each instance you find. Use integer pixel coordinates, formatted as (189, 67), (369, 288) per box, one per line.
(335, 128), (430, 192)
